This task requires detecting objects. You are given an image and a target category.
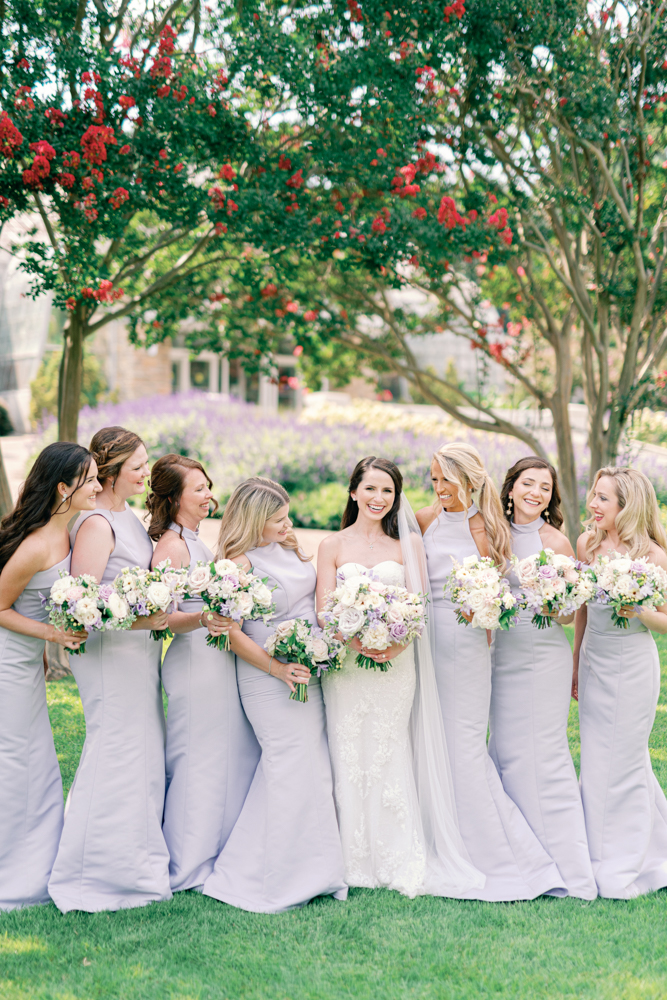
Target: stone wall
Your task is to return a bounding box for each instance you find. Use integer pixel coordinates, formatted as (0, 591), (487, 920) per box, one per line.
(90, 318), (172, 402)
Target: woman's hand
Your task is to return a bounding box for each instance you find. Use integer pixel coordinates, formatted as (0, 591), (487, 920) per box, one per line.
(359, 640), (408, 664)
(571, 654), (579, 701)
(617, 604), (639, 620)
(49, 625), (87, 651)
(131, 610), (169, 632)
(201, 610), (235, 638)
(272, 660), (311, 694)
(460, 610), (473, 624)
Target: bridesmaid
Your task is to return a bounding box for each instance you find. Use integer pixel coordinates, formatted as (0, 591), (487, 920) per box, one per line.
(416, 442), (564, 900)
(489, 457), (596, 899)
(48, 426), (172, 913)
(0, 443), (96, 910)
(574, 466), (667, 898)
(147, 455), (260, 893)
(202, 476), (347, 912)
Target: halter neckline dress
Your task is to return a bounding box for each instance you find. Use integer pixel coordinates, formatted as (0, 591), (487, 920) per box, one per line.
(423, 504), (564, 900)
(0, 554), (69, 910)
(489, 517), (596, 898)
(161, 522), (259, 891)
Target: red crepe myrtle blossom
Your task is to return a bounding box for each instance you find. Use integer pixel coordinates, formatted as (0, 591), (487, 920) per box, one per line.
(219, 163), (235, 181)
(159, 149), (168, 160)
(443, 0), (465, 21)
(44, 108), (67, 128)
(150, 56), (172, 80)
(303, 310), (319, 321)
(293, 345), (304, 356)
(372, 214), (387, 233)
(81, 125), (116, 165)
(285, 301), (299, 313)
(16, 58), (30, 71)
(214, 222), (227, 235)
(500, 228), (513, 246)
(109, 187), (130, 209)
(63, 150), (81, 170)
(489, 342), (507, 361)
(487, 207), (508, 229)
(261, 283), (278, 297)
(278, 154), (292, 170)
(287, 169), (304, 188)
(30, 140), (56, 162)
(119, 144), (131, 155)
(0, 195), (9, 208)
(206, 104), (217, 117)
(56, 172), (75, 189)
(377, 148), (387, 158)
(0, 112), (23, 157)
(83, 279), (124, 303)
(416, 65), (436, 93)
(80, 193), (98, 222)
(81, 176), (95, 191)
(412, 206), (427, 219)
(157, 85), (171, 98)
(118, 95), (136, 109)
(438, 196), (466, 229)
(208, 185), (226, 211)
(174, 85), (189, 102)
(174, 162), (184, 172)
(65, 297), (76, 310)
(347, 0), (363, 21)
(14, 86), (35, 112)
(158, 24), (176, 55)
(226, 199), (238, 215)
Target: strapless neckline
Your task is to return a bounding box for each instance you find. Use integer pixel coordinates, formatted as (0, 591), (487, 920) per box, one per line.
(338, 560), (403, 574)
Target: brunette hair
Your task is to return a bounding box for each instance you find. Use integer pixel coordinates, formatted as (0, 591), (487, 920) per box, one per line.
(583, 466), (667, 561)
(500, 456), (564, 530)
(432, 442), (511, 568)
(0, 442), (92, 572)
(89, 426), (144, 484)
(146, 454), (219, 541)
(216, 476), (310, 562)
(341, 456), (403, 540)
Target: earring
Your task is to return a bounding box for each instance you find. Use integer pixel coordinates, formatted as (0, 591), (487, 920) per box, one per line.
(543, 508), (550, 522)
(506, 495), (513, 516)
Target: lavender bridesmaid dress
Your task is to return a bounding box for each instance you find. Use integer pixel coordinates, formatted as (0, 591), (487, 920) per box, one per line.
(161, 523), (260, 891)
(48, 507), (172, 912)
(423, 504), (564, 900)
(489, 518), (596, 899)
(579, 601), (667, 897)
(0, 555), (68, 910)
(203, 542), (347, 912)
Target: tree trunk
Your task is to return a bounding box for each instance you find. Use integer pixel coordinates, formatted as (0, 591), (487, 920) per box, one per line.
(58, 308), (85, 443)
(0, 446), (13, 519)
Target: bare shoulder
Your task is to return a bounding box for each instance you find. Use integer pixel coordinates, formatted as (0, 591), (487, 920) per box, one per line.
(576, 532), (590, 562)
(3, 529), (51, 577)
(539, 523), (574, 558)
(415, 506), (437, 535)
(318, 531), (343, 560)
(152, 528), (189, 570)
(234, 553), (252, 571)
(647, 541), (667, 571)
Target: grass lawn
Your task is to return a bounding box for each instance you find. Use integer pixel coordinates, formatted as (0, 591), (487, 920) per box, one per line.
(2, 631), (667, 999)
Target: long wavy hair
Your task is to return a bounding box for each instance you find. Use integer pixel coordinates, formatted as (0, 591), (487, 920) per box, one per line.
(583, 466), (667, 561)
(340, 456), (402, 540)
(146, 454), (218, 542)
(433, 442), (511, 568)
(0, 442), (92, 572)
(500, 456), (564, 530)
(89, 426), (144, 485)
(216, 477), (310, 562)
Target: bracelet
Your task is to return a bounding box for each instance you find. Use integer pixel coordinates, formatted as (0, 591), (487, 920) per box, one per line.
(268, 656), (274, 676)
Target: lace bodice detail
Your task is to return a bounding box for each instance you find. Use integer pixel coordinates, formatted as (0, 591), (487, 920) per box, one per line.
(337, 561), (405, 589)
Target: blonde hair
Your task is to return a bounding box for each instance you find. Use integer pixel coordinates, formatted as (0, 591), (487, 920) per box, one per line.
(583, 466), (667, 561)
(432, 442), (512, 568)
(216, 476), (311, 562)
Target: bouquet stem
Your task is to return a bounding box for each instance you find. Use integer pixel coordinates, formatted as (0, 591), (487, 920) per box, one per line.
(150, 627), (174, 641)
(289, 682), (309, 703)
(69, 641), (86, 656)
(205, 632), (232, 651)
(532, 614), (553, 629)
(611, 610), (630, 629)
(455, 610), (471, 627)
(356, 652), (392, 672)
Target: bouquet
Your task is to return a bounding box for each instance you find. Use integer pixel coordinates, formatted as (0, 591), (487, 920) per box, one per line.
(44, 571), (134, 655)
(322, 570), (427, 672)
(264, 618), (346, 702)
(445, 555), (519, 631)
(514, 549), (597, 629)
(114, 560), (190, 640)
(188, 558), (276, 651)
(589, 552), (667, 628)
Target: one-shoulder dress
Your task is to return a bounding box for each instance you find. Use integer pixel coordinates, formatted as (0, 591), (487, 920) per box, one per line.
(489, 517), (596, 898)
(48, 506), (172, 912)
(423, 505), (564, 900)
(161, 522), (260, 891)
(0, 555), (69, 910)
(203, 541), (347, 912)
(579, 601), (667, 897)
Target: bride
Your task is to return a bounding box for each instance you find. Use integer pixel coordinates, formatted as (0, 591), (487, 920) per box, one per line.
(317, 456), (484, 898)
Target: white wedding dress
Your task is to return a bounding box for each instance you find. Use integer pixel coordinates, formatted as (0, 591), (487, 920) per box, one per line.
(322, 558), (484, 899)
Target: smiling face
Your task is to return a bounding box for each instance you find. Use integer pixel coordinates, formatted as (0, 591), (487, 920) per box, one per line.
(262, 503), (292, 544)
(60, 460), (102, 513)
(588, 474), (622, 533)
(430, 460), (468, 513)
(509, 466), (553, 524)
(351, 468), (396, 524)
(115, 444), (150, 500)
(177, 468), (213, 528)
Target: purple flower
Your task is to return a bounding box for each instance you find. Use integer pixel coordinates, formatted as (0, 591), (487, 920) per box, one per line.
(538, 565), (557, 579)
(99, 584), (113, 601)
(390, 621), (408, 640)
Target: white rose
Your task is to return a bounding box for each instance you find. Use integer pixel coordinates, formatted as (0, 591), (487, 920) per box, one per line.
(308, 637), (329, 661)
(552, 578), (567, 595)
(215, 559), (239, 575)
(552, 553), (574, 571)
(472, 605), (501, 629)
(73, 595), (99, 627)
(107, 592), (129, 620)
(252, 584), (272, 606)
(147, 581), (171, 610)
(462, 554), (479, 568)
(467, 589), (488, 612)
(219, 581), (235, 600)
(386, 605), (405, 625)
(614, 574), (634, 597)
(368, 580), (385, 593)
(337, 607), (365, 635)
(612, 557), (632, 574)
(275, 618), (296, 639)
(362, 622), (390, 650)
(188, 564), (212, 593)
(235, 592), (254, 617)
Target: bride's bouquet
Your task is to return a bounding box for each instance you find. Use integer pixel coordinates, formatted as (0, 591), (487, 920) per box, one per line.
(514, 549), (596, 628)
(45, 571), (134, 654)
(445, 555), (519, 630)
(322, 571), (427, 672)
(588, 552), (667, 628)
(264, 618), (346, 702)
(114, 560), (190, 640)
(188, 558), (276, 651)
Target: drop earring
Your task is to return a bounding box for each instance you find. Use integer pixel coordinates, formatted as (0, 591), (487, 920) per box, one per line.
(506, 495), (513, 516)
(543, 508), (550, 522)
